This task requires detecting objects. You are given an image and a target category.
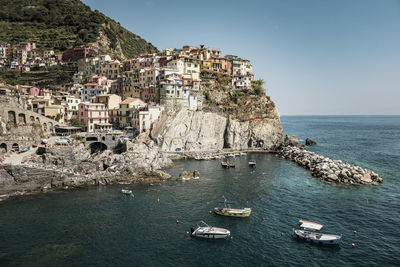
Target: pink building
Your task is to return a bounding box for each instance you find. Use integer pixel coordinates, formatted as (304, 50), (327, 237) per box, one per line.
(29, 87), (40, 97)
(132, 105), (164, 133)
(78, 102), (111, 132)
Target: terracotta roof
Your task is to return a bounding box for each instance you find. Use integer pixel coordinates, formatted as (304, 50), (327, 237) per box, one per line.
(120, 98), (140, 104)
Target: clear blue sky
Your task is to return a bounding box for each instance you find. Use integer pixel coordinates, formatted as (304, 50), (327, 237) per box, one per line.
(82, 0), (400, 115)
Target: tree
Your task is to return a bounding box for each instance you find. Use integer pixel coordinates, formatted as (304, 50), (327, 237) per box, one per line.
(55, 113), (62, 121)
(78, 29), (89, 42)
(251, 79), (265, 96)
(69, 117), (83, 127)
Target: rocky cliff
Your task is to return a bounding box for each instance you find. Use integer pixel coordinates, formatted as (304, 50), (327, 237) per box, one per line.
(151, 93), (285, 152)
(151, 109), (227, 151)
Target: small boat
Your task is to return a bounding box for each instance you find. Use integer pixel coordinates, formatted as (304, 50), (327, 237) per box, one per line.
(190, 221), (230, 239)
(221, 162), (235, 168)
(121, 189), (132, 195)
(240, 152), (247, 156)
(293, 219), (342, 245)
(214, 196), (251, 217)
(248, 161), (256, 167)
(227, 154), (235, 158)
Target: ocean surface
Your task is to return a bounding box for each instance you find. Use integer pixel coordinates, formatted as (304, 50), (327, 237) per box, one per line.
(1, 116), (399, 266)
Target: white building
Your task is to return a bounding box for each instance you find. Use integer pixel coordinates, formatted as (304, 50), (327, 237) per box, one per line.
(81, 83), (107, 102)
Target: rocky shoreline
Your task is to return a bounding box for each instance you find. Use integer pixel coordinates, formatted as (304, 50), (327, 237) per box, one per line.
(278, 146), (383, 185)
(0, 135), (173, 202)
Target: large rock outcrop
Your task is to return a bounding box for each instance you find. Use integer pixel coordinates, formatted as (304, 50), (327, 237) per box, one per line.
(150, 104), (285, 152)
(151, 108), (227, 151)
(225, 117), (284, 150)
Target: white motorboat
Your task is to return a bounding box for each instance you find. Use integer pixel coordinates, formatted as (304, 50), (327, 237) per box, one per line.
(191, 221), (230, 239)
(293, 219), (342, 245)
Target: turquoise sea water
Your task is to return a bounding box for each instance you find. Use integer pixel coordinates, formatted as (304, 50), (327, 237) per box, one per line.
(1, 116), (399, 266)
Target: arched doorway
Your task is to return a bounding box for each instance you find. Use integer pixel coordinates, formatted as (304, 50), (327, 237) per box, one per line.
(18, 113), (26, 124)
(0, 143), (7, 153)
(12, 143), (19, 152)
(8, 111), (16, 124)
(89, 142), (107, 154)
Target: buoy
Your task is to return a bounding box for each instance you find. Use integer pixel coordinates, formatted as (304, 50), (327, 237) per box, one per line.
(353, 230), (357, 235)
(157, 198), (160, 202)
(230, 236), (233, 240)
(262, 217), (265, 221)
(186, 231), (189, 235)
(176, 220), (179, 224)
(281, 232), (284, 236)
(352, 243), (355, 247)
(209, 210), (212, 214)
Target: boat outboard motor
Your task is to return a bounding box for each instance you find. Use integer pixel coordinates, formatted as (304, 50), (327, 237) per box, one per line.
(190, 228), (195, 234)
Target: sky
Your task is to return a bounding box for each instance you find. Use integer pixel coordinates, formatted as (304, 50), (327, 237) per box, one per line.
(82, 0), (400, 115)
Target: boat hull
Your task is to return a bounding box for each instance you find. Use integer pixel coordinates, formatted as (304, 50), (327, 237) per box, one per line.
(214, 208), (251, 217)
(191, 227), (230, 239)
(293, 229), (341, 245)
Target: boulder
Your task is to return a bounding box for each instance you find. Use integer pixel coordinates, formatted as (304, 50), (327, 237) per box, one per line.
(305, 138), (317, 146)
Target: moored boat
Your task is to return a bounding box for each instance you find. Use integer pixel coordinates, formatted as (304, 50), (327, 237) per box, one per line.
(121, 189), (132, 195)
(221, 162), (235, 168)
(248, 161), (256, 167)
(214, 197), (251, 217)
(190, 221), (230, 239)
(293, 219), (342, 245)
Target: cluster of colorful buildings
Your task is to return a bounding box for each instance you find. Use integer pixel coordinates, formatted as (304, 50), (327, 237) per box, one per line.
(4, 44), (255, 134)
(0, 42), (62, 71)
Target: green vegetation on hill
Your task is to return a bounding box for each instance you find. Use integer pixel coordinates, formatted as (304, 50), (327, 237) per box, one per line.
(0, 65), (75, 86)
(0, 0), (157, 58)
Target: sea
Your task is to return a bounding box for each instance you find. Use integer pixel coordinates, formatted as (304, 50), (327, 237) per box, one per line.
(0, 116), (399, 266)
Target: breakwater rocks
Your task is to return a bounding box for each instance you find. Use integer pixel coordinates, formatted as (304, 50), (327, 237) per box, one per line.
(279, 146), (383, 185)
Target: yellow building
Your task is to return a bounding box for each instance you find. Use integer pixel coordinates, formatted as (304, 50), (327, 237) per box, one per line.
(101, 60), (122, 80)
(123, 70), (140, 99)
(119, 98), (146, 127)
(93, 94), (121, 109)
(201, 59), (211, 72)
(44, 105), (65, 123)
(183, 59), (200, 80)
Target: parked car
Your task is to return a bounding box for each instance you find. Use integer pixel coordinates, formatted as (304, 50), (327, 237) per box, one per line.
(55, 138), (71, 145)
(41, 138), (48, 144)
(32, 144), (38, 148)
(20, 146), (30, 153)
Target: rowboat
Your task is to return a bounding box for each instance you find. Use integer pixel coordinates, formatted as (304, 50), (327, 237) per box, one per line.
(214, 196), (251, 217)
(191, 221), (230, 239)
(293, 219), (342, 245)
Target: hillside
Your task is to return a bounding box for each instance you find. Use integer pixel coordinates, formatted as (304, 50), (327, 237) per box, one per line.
(0, 0), (158, 59)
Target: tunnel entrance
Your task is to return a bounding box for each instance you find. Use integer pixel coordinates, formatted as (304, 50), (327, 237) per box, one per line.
(89, 142), (107, 154)
(0, 143), (7, 153)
